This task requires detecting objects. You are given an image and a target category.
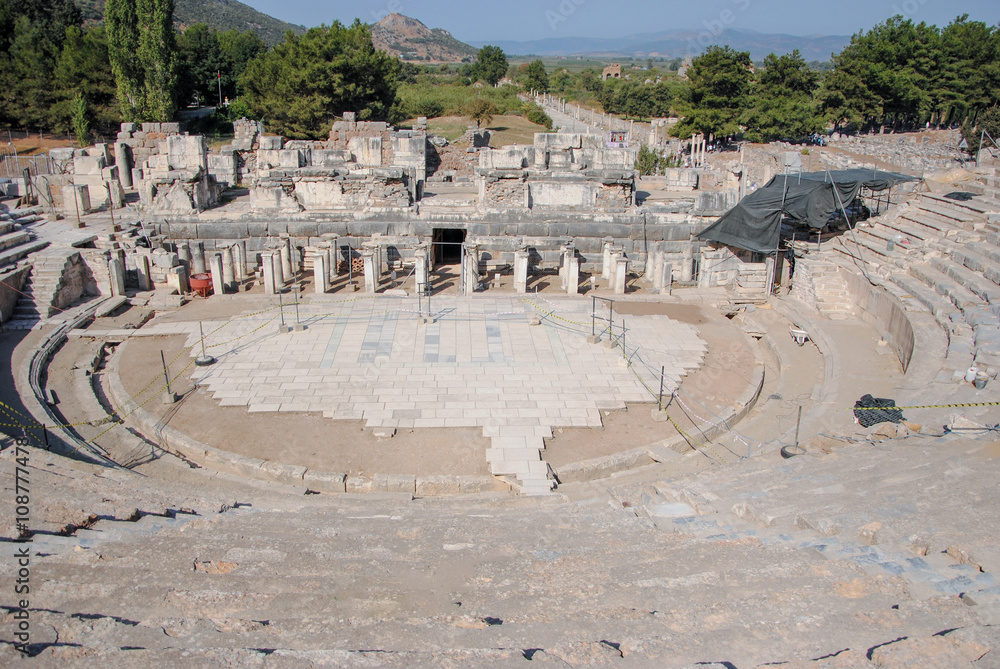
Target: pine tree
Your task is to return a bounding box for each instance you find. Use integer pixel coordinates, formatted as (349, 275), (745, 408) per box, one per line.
(240, 21), (399, 139)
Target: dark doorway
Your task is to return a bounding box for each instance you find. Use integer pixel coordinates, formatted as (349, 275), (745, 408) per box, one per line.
(433, 228), (466, 264)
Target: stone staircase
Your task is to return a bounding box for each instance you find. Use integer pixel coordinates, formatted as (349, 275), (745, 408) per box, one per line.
(790, 254), (856, 318)
(484, 424), (556, 495)
(5, 250), (84, 330)
(615, 435), (1000, 627)
(0, 206), (48, 271)
(4, 431), (999, 666)
(819, 189), (1000, 379)
(965, 165), (1000, 203)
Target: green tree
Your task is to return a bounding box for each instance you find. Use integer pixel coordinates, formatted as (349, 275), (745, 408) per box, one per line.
(138, 0), (178, 121)
(579, 68), (602, 93)
(635, 144), (660, 175)
(0, 0), (81, 54)
(105, 0), (143, 121)
(218, 28), (267, 99)
(961, 107), (1000, 156)
(0, 17), (55, 128)
(744, 50), (823, 142)
(0, 0), (82, 129)
(239, 21), (399, 139)
(520, 59), (549, 93)
(467, 97), (498, 128)
(474, 45), (507, 86)
(551, 68), (573, 94)
(177, 24), (226, 107)
(71, 92), (90, 145)
(820, 16), (946, 130)
(671, 46), (753, 139)
(106, 0), (177, 122)
(51, 26), (118, 135)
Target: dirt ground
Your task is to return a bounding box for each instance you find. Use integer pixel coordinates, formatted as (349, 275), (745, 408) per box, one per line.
(538, 303), (761, 467)
(115, 333), (491, 477)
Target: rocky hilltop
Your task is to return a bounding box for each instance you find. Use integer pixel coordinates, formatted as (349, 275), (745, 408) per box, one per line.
(371, 12), (478, 62)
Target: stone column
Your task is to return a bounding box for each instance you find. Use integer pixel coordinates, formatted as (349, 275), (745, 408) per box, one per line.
(167, 265), (188, 294)
(602, 238), (615, 280)
(234, 241), (246, 281)
(192, 241), (206, 274)
(765, 255), (776, 299)
(222, 246), (236, 292)
(209, 253), (226, 296)
(280, 236), (293, 283)
(698, 249), (714, 288)
(559, 244), (574, 289)
(114, 142), (133, 188)
(612, 253), (628, 295)
(177, 242), (191, 270)
(262, 252), (278, 295)
(513, 249), (529, 294)
(659, 261), (673, 295)
(269, 245), (285, 285)
(566, 253), (580, 296)
(329, 246), (339, 284)
(313, 251), (329, 294)
(414, 246), (429, 294)
(109, 257), (126, 296)
(136, 254), (153, 291)
(374, 245), (385, 278)
(362, 250), (377, 293)
(650, 250), (663, 291)
(462, 243), (480, 296)
(681, 245), (694, 282)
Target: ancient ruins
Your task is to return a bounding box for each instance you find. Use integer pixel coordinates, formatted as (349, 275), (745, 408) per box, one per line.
(1, 99), (1000, 666)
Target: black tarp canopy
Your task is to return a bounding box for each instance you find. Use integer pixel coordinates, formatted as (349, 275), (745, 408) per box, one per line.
(697, 169), (918, 254)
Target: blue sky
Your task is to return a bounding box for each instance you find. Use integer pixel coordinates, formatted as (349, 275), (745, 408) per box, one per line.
(242, 0), (999, 41)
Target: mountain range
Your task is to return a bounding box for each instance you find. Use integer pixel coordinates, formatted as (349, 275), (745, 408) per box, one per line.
(75, 0), (306, 46)
(471, 28), (852, 62)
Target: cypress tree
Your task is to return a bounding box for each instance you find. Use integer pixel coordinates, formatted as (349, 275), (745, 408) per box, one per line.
(138, 0), (177, 122)
(105, 0), (176, 122)
(105, 0), (143, 121)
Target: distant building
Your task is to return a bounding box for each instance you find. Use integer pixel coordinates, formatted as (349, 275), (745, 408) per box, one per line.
(602, 63), (622, 80)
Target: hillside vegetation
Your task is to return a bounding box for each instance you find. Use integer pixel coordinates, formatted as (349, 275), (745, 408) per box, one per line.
(74, 0), (305, 46)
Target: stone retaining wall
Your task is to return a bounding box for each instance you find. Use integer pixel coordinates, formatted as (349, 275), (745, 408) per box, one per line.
(0, 265), (29, 324)
(841, 269), (916, 372)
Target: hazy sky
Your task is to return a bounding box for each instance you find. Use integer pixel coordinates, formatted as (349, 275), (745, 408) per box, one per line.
(242, 0), (999, 41)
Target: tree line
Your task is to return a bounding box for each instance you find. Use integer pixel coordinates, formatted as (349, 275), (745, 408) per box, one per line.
(1, 2), (996, 148)
(669, 14), (1000, 143)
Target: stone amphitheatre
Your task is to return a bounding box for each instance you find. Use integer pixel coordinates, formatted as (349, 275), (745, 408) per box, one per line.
(1, 98), (999, 666)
